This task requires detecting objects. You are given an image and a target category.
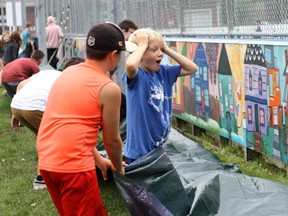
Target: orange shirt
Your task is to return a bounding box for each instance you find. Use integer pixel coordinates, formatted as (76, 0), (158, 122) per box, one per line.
(37, 60), (112, 173)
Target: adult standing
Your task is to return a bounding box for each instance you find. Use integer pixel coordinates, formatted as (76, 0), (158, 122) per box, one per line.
(2, 31), (22, 66)
(1, 50), (44, 98)
(22, 22), (32, 50)
(119, 19), (138, 41)
(46, 16), (63, 69)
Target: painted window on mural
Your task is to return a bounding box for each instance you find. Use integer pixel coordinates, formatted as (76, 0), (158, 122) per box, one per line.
(196, 67), (201, 78)
(249, 69), (252, 91)
(258, 72), (262, 95)
(276, 72), (279, 89)
(204, 89), (209, 106)
(219, 83), (223, 97)
(228, 82), (232, 96)
(196, 86), (201, 101)
(283, 85), (288, 102)
(190, 77), (195, 89)
(248, 106), (253, 124)
(230, 104), (234, 113)
(203, 66), (208, 81)
(265, 48), (272, 63)
(221, 103), (224, 117)
(269, 74), (273, 96)
(260, 108), (265, 126)
(274, 107), (278, 125)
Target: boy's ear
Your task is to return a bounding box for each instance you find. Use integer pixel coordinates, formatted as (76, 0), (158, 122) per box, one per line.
(107, 50), (121, 65)
(110, 50), (120, 59)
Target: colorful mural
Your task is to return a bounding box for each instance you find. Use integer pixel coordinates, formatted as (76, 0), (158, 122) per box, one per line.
(168, 40), (288, 165)
(70, 37), (288, 164)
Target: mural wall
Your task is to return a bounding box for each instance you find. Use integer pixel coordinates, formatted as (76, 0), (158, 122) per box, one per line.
(71, 38), (288, 165)
(164, 40), (288, 165)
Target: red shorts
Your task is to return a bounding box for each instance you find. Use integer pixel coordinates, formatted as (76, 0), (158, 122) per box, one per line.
(40, 169), (107, 216)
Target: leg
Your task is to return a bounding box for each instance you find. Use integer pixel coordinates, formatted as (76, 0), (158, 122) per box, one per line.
(41, 170), (107, 216)
(2, 82), (17, 98)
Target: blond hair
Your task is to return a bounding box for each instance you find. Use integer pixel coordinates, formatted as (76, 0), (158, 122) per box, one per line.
(128, 28), (163, 48)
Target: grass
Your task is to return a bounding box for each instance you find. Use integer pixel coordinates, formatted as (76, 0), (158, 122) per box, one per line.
(172, 117), (288, 185)
(0, 88), (129, 215)
(2, 88), (287, 215)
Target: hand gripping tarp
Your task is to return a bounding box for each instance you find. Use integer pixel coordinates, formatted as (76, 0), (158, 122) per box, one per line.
(111, 128), (288, 216)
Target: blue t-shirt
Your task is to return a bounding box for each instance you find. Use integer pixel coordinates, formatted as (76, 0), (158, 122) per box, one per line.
(22, 29), (30, 50)
(122, 64), (181, 160)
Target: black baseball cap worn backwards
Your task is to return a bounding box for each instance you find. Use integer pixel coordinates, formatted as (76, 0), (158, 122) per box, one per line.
(86, 22), (137, 53)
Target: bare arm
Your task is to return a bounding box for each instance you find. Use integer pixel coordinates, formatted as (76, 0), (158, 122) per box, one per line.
(162, 40), (198, 77)
(99, 82), (124, 174)
(125, 34), (149, 79)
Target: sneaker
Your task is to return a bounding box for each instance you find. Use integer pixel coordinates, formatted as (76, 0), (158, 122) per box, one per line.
(33, 175), (46, 190)
(2, 90), (8, 97)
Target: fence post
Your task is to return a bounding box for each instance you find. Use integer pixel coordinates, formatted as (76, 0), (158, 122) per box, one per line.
(35, 0), (47, 62)
(226, 0), (234, 37)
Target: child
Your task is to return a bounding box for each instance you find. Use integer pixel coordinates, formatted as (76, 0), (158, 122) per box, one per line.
(122, 28), (198, 164)
(36, 22), (135, 215)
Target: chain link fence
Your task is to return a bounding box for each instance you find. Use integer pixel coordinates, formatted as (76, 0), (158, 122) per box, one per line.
(126, 0), (288, 38)
(34, 0), (288, 38)
(31, 0), (288, 64)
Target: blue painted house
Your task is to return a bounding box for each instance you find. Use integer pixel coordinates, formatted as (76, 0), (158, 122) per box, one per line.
(191, 43), (210, 120)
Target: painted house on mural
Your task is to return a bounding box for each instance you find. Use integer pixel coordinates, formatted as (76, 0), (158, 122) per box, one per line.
(169, 41), (183, 113)
(264, 45), (282, 158)
(218, 45), (236, 138)
(191, 43), (210, 120)
(182, 42), (197, 116)
(282, 48), (288, 162)
(244, 44), (268, 151)
(206, 43), (220, 123)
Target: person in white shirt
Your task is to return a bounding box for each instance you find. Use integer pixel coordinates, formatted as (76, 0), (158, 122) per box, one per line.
(10, 57), (85, 190)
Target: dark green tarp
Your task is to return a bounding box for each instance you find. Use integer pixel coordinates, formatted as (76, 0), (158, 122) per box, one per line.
(101, 128), (288, 216)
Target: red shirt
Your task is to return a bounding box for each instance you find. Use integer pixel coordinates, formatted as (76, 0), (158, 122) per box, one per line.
(1, 58), (40, 83)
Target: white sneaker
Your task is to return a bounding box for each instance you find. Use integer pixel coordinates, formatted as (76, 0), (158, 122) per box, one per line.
(33, 176), (46, 190)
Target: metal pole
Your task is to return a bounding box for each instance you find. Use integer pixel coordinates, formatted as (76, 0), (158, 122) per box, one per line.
(179, 0), (184, 35)
(12, 0), (17, 30)
(21, 0), (26, 29)
(148, 0), (155, 29)
(226, 0), (234, 37)
(36, 0), (47, 62)
(1, 0), (4, 33)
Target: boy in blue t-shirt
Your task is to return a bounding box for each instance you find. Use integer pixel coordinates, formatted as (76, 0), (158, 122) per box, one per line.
(122, 28), (198, 163)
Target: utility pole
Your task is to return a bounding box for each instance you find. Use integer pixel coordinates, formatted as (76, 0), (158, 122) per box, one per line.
(36, 0), (47, 62)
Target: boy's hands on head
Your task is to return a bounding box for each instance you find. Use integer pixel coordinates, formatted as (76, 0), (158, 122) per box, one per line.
(161, 36), (170, 54)
(126, 32), (149, 79)
(135, 33), (149, 49)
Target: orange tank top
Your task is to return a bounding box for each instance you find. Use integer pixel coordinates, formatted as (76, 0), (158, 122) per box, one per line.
(37, 60), (112, 173)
